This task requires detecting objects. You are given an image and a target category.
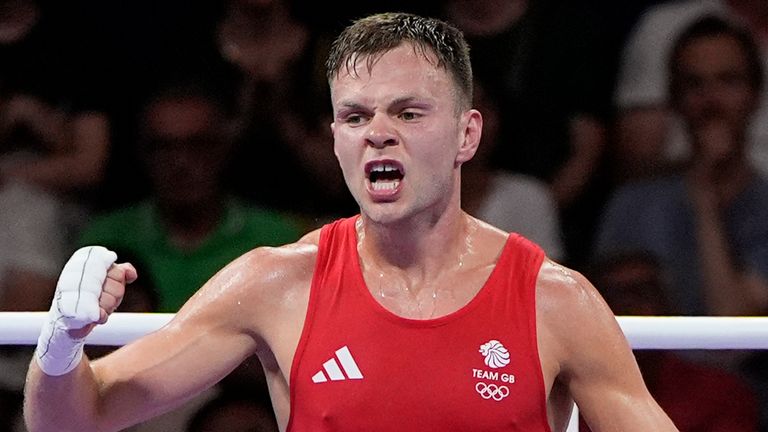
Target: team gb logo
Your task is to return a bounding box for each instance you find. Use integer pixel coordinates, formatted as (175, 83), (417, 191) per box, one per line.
(479, 340), (510, 369)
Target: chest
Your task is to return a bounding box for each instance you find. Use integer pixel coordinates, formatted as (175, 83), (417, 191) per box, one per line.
(286, 273), (549, 431)
(295, 327), (548, 431)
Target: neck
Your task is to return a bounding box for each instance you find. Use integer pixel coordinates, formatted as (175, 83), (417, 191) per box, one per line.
(357, 210), (476, 287)
(158, 197), (225, 251)
(356, 210), (480, 320)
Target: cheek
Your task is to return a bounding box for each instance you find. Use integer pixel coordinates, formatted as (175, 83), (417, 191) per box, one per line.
(430, 132), (462, 164)
(332, 136), (360, 175)
(730, 89), (756, 114)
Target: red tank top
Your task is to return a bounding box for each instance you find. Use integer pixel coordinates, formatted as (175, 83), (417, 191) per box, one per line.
(287, 217), (550, 431)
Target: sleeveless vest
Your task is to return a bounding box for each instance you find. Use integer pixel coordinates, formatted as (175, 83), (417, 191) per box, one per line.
(288, 216), (550, 431)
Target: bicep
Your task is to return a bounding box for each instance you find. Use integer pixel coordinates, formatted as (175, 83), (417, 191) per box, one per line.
(564, 318), (667, 431)
(542, 268), (677, 431)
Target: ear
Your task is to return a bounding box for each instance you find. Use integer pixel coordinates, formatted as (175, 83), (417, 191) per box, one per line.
(330, 120), (340, 160)
(455, 109), (482, 166)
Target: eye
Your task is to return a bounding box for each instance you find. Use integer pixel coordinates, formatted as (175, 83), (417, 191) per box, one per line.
(720, 71), (748, 88)
(344, 112), (369, 125)
(681, 74), (704, 92)
(399, 111), (421, 121)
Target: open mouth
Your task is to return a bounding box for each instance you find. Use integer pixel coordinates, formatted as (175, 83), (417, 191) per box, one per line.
(366, 160), (404, 193)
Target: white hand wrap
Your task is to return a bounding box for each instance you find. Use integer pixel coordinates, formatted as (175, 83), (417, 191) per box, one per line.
(35, 246), (117, 376)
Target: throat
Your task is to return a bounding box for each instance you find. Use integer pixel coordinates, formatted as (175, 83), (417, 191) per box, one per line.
(366, 265), (489, 320)
(356, 215), (485, 318)
(375, 273), (443, 319)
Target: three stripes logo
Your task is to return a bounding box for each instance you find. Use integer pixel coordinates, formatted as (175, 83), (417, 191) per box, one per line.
(311, 346), (364, 383)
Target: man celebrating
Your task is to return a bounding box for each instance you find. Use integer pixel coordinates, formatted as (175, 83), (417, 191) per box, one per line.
(24, 12), (677, 432)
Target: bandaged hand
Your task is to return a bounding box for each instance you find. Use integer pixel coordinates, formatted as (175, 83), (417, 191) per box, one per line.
(35, 246), (136, 376)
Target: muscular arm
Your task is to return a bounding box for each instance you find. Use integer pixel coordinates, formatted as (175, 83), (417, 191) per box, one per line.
(537, 261), (678, 432)
(24, 244), (310, 432)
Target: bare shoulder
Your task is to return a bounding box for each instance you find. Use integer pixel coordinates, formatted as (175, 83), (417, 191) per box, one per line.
(534, 264), (678, 431)
(236, 228), (321, 287)
(175, 229), (322, 330)
(536, 259), (608, 318)
(535, 259), (625, 365)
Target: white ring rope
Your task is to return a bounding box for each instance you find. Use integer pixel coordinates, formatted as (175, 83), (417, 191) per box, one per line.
(619, 316), (768, 349)
(1, 312), (172, 346)
(3, 313), (764, 432)
(0, 313), (765, 348)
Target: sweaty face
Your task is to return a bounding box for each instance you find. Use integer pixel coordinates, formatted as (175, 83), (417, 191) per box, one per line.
(675, 34), (758, 138)
(330, 44), (479, 224)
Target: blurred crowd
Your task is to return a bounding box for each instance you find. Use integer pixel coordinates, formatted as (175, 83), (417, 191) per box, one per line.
(0, 0), (767, 430)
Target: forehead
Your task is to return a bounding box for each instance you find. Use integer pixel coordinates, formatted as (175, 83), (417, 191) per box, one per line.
(678, 35), (749, 73)
(146, 98), (217, 136)
(330, 43), (453, 106)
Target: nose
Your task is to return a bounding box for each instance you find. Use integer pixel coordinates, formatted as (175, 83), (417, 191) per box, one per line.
(365, 114), (398, 149)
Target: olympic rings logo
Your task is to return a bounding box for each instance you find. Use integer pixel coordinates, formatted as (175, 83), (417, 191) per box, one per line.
(475, 382), (510, 401)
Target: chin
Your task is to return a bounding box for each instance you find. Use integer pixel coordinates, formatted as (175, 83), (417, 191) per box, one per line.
(360, 203), (407, 225)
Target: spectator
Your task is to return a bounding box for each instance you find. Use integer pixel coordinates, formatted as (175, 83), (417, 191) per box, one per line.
(0, 0), (110, 196)
(0, 29), (95, 418)
(77, 81), (304, 312)
(442, 0), (612, 267)
(594, 15), (768, 317)
(0, 179), (68, 312)
(0, 0), (89, 313)
(55, 1), (230, 211)
(217, 0), (356, 223)
(583, 250), (760, 432)
(612, 0), (768, 181)
(462, 81), (564, 260)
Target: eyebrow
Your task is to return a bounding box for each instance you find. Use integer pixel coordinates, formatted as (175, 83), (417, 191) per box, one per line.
(337, 101), (367, 111)
(337, 96), (431, 111)
(391, 96), (420, 106)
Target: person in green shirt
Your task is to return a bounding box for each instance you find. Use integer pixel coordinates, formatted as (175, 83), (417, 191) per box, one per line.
(78, 81), (303, 311)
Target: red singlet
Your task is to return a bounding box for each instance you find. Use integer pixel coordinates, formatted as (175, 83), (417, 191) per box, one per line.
(288, 217), (550, 431)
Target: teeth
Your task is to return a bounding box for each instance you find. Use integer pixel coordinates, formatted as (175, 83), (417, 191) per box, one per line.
(371, 180), (400, 191)
(370, 163), (399, 173)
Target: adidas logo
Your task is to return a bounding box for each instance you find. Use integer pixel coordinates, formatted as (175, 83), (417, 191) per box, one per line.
(311, 346), (364, 383)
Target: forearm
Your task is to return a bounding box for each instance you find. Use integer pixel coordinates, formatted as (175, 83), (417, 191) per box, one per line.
(9, 153), (103, 190)
(23, 247), (124, 431)
(693, 198), (756, 315)
(24, 356), (106, 432)
(6, 113), (109, 190)
(551, 115), (605, 206)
